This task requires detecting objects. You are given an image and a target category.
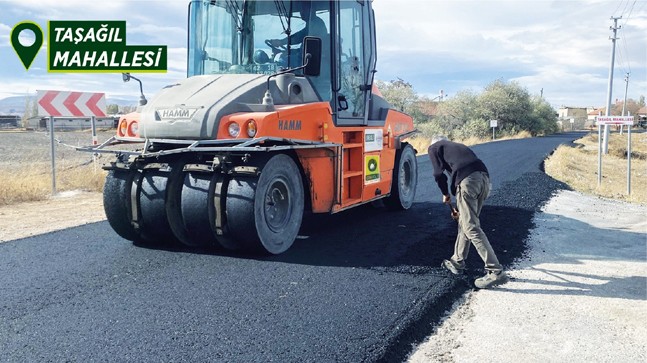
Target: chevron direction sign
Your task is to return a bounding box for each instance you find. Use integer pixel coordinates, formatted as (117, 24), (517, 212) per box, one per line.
(37, 90), (107, 117)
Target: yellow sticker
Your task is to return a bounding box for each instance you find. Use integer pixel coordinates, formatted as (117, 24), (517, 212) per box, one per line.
(365, 155), (380, 184)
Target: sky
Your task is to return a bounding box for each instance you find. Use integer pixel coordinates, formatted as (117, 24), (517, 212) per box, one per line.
(0, 0), (645, 110)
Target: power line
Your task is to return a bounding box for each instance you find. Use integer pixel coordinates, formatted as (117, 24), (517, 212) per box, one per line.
(610, 0), (638, 77)
(612, 0), (625, 17)
(615, 26), (632, 75)
(620, 0), (631, 16)
(622, 0), (638, 24)
(636, 0), (647, 13)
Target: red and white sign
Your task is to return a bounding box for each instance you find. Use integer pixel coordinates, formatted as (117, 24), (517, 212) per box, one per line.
(37, 90), (107, 117)
(595, 116), (634, 125)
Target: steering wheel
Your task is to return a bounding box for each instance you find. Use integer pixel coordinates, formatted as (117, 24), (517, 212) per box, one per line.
(265, 39), (286, 58)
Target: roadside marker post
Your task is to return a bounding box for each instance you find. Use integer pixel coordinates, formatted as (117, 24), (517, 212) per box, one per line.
(490, 119), (498, 140)
(49, 116), (56, 194)
(595, 115), (635, 194)
(91, 115), (98, 172)
(91, 116), (98, 145)
(597, 124), (602, 186)
(627, 125), (632, 195)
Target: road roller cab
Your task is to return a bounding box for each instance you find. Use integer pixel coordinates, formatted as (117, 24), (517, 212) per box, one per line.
(83, 0), (418, 254)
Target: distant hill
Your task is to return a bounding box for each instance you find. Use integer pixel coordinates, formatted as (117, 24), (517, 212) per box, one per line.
(106, 98), (138, 107)
(0, 96), (29, 115)
(0, 95), (136, 116)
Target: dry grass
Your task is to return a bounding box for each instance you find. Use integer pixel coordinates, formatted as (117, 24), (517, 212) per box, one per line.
(0, 161), (106, 206)
(544, 131), (647, 205)
(408, 136), (433, 156)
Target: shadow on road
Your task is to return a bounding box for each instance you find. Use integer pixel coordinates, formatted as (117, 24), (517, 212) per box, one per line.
(508, 270), (646, 301)
(134, 198), (538, 277)
(133, 172), (574, 276)
(269, 201), (536, 274)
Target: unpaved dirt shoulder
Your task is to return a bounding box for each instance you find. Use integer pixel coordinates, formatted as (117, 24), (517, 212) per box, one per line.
(408, 190), (647, 362)
(0, 191), (105, 243)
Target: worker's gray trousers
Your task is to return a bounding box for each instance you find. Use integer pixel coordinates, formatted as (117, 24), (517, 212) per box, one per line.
(451, 171), (503, 273)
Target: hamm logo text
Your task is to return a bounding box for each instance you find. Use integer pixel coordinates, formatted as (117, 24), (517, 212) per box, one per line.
(278, 119), (301, 131)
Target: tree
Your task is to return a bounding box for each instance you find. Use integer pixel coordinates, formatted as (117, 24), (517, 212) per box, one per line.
(375, 78), (419, 115)
(106, 104), (120, 115)
(21, 96), (38, 128)
(435, 90), (479, 132)
(612, 98), (641, 116)
(120, 105), (137, 114)
(376, 77), (558, 140)
(415, 97), (439, 119)
(530, 96), (559, 135)
(477, 79), (532, 133)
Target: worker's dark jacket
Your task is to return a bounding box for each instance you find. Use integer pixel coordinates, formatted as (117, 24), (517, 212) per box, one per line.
(428, 140), (489, 196)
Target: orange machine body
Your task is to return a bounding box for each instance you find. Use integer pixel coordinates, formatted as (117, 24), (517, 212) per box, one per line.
(216, 101), (415, 213)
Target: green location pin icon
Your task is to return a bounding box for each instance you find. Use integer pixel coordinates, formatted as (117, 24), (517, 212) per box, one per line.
(11, 21), (44, 70)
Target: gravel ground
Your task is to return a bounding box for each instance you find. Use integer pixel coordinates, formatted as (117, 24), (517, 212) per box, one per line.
(0, 191), (105, 243)
(408, 189), (647, 362)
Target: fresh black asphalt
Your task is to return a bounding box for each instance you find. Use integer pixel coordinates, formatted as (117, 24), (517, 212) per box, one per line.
(0, 132), (583, 362)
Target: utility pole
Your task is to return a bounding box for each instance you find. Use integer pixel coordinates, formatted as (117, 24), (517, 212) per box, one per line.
(603, 16), (621, 154)
(620, 72), (630, 134)
(622, 73), (630, 115)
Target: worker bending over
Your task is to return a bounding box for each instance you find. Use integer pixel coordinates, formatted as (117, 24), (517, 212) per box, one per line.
(428, 136), (509, 289)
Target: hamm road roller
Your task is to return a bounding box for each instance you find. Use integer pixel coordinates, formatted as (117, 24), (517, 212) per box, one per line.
(80, 0), (418, 254)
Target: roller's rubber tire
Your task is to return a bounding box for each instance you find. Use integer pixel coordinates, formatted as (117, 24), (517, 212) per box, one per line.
(103, 169), (138, 241)
(170, 171), (216, 247)
(384, 143), (418, 211)
(136, 168), (180, 245)
(166, 166), (195, 247)
(173, 172), (241, 250)
(226, 154), (304, 255)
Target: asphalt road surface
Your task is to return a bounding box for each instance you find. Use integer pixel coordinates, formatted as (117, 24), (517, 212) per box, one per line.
(0, 132), (583, 362)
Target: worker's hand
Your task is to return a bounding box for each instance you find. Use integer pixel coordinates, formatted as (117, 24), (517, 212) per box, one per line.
(450, 209), (460, 221)
(443, 195), (451, 205)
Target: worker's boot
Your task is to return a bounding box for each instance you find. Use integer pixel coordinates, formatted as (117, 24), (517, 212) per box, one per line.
(441, 259), (464, 275)
(474, 270), (509, 289)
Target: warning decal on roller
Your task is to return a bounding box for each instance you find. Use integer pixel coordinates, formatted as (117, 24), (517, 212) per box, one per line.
(365, 155), (380, 184)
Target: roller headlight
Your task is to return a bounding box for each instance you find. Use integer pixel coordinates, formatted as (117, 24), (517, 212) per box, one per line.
(246, 119), (257, 138)
(228, 122), (240, 138)
(128, 121), (139, 137)
(118, 119), (128, 136)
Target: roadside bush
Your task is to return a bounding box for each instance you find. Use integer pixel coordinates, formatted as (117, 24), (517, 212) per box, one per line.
(454, 119), (490, 140)
(417, 120), (447, 139)
(378, 78), (559, 141)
